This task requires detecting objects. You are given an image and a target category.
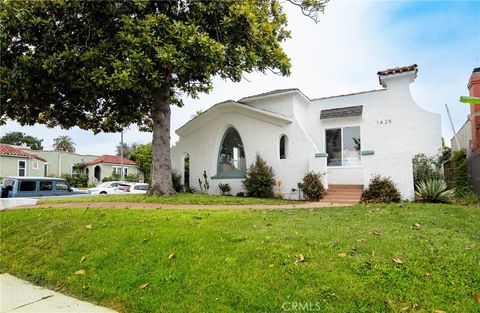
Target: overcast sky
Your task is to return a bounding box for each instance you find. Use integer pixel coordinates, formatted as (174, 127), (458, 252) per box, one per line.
(1, 0), (479, 155)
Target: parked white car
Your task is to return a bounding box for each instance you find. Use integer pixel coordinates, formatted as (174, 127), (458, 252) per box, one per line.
(87, 181), (132, 195)
(123, 183), (149, 194)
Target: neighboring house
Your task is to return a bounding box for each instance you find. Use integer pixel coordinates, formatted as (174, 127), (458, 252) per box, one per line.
(450, 117), (471, 152)
(0, 145), (142, 184)
(171, 65), (441, 200)
(84, 155), (141, 183)
(0, 144), (48, 177)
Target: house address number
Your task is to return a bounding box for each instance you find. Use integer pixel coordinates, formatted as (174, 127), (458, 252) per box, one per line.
(376, 119), (392, 125)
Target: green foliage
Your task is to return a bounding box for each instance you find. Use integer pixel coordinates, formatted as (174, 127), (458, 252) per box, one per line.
(102, 173), (121, 183)
(171, 170), (183, 193)
(298, 171), (325, 201)
(361, 175), (401, 203)
(61, 173), (88, 187)
(218, 183), (231, 196)
(129, 144), (152, 183)
(451, 149), (471, 197)
(116, 143), (138, 157)
(0, 131), (43, 150)
(243, 154), (275, 198)
(53, 135), (75, 153)
(412, 153), (442, 188)
(415, 179), (455, 203)
(0, 0), (323, 131)
(125, 173), (141, 183)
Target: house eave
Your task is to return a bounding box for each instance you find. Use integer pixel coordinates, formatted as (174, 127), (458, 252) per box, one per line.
(176, 101), (293, 137)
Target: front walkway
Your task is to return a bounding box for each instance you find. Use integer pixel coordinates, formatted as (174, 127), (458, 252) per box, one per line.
(0, 274), (116, 313)
(11, 201), (350, 210)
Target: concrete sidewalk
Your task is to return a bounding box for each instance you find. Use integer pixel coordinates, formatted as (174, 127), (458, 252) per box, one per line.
(0, 274), (117, 313)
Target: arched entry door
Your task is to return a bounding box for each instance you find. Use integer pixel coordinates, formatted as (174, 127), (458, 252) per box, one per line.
(94, 166), (101, 182)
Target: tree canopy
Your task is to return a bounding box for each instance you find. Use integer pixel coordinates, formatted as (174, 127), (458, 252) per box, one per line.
(1, 0), (328, 194)
(0, 131), (43, 150)
(53, 135), (76, 153)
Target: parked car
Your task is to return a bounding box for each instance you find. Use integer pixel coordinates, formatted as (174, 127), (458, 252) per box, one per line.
(87, 181), (132, 195)
(123, 183), (149, 194)
(0, 176), (89, 198)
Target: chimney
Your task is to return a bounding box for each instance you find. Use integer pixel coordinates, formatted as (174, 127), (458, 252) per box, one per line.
(468, 68), (480, 152)
(377, 64), (418, 90)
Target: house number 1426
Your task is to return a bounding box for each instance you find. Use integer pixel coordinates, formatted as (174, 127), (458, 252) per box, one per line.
(376, 119), (392, 125)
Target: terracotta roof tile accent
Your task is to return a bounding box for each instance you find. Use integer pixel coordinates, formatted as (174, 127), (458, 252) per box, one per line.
(86, 155), (136, 166)
(0, 144), (47, 162)
(377, 64), (418, 76)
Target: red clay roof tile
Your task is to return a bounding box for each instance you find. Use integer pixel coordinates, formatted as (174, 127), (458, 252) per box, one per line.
(0, 144), (47, 162)
(377, 64), (418, 76)
(86, 155), (136, 166)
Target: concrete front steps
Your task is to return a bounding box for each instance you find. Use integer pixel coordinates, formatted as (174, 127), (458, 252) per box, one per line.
(320, 184), (363, 204)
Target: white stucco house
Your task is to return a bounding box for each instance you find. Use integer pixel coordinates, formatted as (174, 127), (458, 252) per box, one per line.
(171, 65), (441, 200)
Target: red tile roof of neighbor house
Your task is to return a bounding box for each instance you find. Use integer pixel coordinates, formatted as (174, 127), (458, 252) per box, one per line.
(0, 144), (47, 162)
(86, 155), (136, 166)
(377, 64), (418, 76)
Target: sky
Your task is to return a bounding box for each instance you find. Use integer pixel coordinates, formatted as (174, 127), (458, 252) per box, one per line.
(1, 0), (479, 155)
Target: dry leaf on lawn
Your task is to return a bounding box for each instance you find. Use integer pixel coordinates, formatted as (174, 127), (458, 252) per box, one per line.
(373, 230), (381, 236)
(138, 283), (149, 290)
(268, 264), (274, 268)
(80, 256), (87, 263)
(142, 238), (149, 243)
(85, 225), (92, 229)
(434, 310), (445, 313)
(168, 253), (176, 260)
(74, 269), (85, 275)
(338, 253), (347, 257)
(414, 223), (421, 230)
(474, 293), (480, 303)
(392, 257), (403, 264)
(294, 254), (305, 265)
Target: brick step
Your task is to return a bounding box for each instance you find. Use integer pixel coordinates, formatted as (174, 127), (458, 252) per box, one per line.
(319, 198), (360, 204)
(325, 190), (363, 195)
(328, 184), (364, 190)
(322, 194), (361, 200)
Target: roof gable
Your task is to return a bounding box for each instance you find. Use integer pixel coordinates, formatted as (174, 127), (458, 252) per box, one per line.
(86, 155), (136, 166)
(0, 144), (47, 162)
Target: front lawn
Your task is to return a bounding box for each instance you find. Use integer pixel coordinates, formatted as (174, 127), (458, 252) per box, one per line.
(1, 204), (479, 312)
(39, 193), (299, 205)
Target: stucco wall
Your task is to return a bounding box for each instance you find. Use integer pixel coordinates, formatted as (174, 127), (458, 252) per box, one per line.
(25, 150), (97, 177)
(172, 71), (441, 200)
(0, 155), (46, 177)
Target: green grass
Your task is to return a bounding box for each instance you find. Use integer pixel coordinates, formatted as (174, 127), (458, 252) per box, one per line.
(39, 193), (299, 205)
(1, 204), (479, 312)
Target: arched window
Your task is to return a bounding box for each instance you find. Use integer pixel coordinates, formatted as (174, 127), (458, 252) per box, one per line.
(217, 128), (246, 177)
(280, 135), (288, 159)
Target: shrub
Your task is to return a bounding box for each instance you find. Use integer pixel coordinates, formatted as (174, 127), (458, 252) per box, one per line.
(243, 154), (275, 198)
(412, 153), (442, 188)
(298, 172), (325, 201)
(415, 179), (455, 203)
(236, 192), (246, 197)
(361, 175), (401, 203)
(451, 149), (471, 197)
(171, 170), (183, 193)
(218, 183), (231, 196)
(125, 173), (141, 182)
(61, 173), (88, 187)
(102, 173), (121, 182)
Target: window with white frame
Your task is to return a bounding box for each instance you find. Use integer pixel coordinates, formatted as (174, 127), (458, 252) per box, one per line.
(32, 161), (39, 170)
(113, 166), (128, 176)
(325, 126), (361, 166)
(18, 160), (26, 176)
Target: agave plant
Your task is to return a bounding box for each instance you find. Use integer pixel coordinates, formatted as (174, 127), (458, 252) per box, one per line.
(415, 179), (455, 203)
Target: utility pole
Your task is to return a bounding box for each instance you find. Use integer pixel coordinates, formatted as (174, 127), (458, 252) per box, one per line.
(445, 104), (460, 150)
(120, 131), (124, 180)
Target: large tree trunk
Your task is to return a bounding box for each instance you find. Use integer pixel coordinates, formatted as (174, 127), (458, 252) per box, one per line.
(148, 86), (175, 195)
